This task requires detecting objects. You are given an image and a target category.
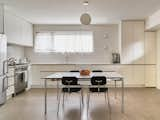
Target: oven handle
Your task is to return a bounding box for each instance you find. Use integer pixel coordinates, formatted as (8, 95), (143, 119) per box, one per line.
(15, 70), (27, 74)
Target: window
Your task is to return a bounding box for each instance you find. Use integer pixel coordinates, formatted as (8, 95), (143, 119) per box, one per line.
(34, 31), (93, 53)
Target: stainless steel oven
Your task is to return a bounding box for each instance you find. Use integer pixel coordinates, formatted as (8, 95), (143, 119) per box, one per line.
(14, 66), (28, 94)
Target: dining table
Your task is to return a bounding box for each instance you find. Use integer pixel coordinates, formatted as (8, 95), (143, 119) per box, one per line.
(42, 71), (124, 115)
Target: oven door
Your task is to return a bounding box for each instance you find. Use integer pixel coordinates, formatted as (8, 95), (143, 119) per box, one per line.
(15, 71), (27, 94)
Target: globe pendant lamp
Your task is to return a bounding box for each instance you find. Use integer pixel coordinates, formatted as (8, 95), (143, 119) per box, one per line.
(80, 1), (91, 25)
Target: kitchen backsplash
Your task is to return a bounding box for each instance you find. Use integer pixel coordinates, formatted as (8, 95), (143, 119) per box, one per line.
(7, 44), (25, 60)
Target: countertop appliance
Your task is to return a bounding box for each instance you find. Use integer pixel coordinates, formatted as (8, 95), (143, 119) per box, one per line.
(112, 53), (120, 64)
(0, 4), (8, 105)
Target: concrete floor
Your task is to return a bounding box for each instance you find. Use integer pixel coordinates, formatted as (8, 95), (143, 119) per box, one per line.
(0, 88), (160, 120)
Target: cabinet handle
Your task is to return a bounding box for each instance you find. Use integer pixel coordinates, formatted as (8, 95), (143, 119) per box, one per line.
(2, 76), (8, 92)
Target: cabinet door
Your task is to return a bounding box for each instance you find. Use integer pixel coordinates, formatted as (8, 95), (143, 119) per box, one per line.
(132, 65), (145, 85)
(4, 11), (33, 46)
(121, 21), (145, 64)
(22, 20), (33, 46)
(4, 12), (23, 44)
(121, 21), (134, 64)
(145, 65), (156, 87)
(133, 21), (145, 64)
(145, 32), (156, 64)
(0, 4), (3, 33)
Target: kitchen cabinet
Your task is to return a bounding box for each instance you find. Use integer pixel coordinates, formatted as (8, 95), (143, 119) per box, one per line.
(145, 65), (156, 87)
(145, 32), (156, 64)
(132, 65), (145, 85)
(4, 11), (33, 46)
(6, 67), (15, 99)
(121, 21), (145, 64)
(0, 4), (3, 33)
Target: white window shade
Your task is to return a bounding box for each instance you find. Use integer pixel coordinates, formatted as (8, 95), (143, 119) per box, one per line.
(34, 31), (93, 53)
(35, 32), (54, 52)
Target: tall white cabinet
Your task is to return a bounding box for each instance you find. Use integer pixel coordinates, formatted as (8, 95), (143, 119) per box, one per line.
(144, 32), (156, 64)
(145, 32), (156, 87)
(121, 21), (145, 64)
(121, 20), (156, 87)
(4, 11), (33, 46)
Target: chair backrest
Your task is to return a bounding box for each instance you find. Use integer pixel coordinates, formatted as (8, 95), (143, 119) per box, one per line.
(91, 76), (106, 85)
(92, 70), (103, 72)
(70, 70), (80, 72)
(62, 77), (78, 85)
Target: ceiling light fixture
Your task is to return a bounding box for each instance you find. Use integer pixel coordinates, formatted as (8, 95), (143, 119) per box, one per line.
(83, 1), (89, 6)
(80, 0), (91, 25)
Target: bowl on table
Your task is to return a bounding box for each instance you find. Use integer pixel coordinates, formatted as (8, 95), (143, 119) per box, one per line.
(80, 69), (91, 76)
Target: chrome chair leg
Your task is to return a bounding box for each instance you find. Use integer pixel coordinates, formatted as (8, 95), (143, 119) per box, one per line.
(57, 80), (59, 100)
(57, 89), (61, 117)
(81, 89), (84, 107)
(107, 91), (111, 120)
(62, 92), (65, 111)
(87, 91), (90, 117)
(105, 92), (107, 102)
(80, 92), (82, 116)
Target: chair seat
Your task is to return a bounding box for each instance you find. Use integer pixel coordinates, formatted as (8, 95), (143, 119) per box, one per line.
(90, 88), (108, 92)
(62, 87), (81, 93)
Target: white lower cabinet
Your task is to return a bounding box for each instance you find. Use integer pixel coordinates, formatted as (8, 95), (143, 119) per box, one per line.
(30, 64), (156, 88)
(145, 66), (156, 87)
(7, 67), (15, 99)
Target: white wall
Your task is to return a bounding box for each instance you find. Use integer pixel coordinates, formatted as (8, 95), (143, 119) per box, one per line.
(7, 44), (25, 60)
(24, 24), (119, 64)
(146, 9), (160, 30)
(23, 24), (156, 88)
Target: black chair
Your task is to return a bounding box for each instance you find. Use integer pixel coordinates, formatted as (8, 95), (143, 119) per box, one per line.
(90, 76), (107, 92)
(57, 77), (83, 116)
(92, 70), (103, 72)
(87, 76), (111, 119)
(62, 77), (81, 93)
(70, 70), (80, 72)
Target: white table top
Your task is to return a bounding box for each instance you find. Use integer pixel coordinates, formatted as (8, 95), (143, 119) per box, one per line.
(43, 72), (123, 80)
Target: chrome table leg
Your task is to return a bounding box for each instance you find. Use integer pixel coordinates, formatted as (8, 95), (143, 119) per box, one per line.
(44, 79), (47, 115)
(114, 80), (117, 99)
(121, 79), (124, 113)
(107, 91), (111, 120)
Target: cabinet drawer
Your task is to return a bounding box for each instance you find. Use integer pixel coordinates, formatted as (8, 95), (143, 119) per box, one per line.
(8, 68), (14, 76)
(7, 86), (14, 97)
(8, 77), (14, 86)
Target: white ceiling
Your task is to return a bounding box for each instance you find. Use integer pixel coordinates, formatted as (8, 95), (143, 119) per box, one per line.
(1, 0), (160, 24)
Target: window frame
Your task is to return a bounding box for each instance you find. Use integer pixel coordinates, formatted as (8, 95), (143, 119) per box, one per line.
(34, 31), (94, 54)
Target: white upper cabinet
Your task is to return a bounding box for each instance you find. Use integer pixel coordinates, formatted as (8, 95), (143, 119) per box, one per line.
(0, 4), (3, 33)
(121, 21), (145, 64)
(21, 19), (33, 46)
(145, 32), (156, 64)
(4, 11), (33, 46)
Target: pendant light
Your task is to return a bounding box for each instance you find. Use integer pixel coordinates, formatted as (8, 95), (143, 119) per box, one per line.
(80, 0), (91, 25)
